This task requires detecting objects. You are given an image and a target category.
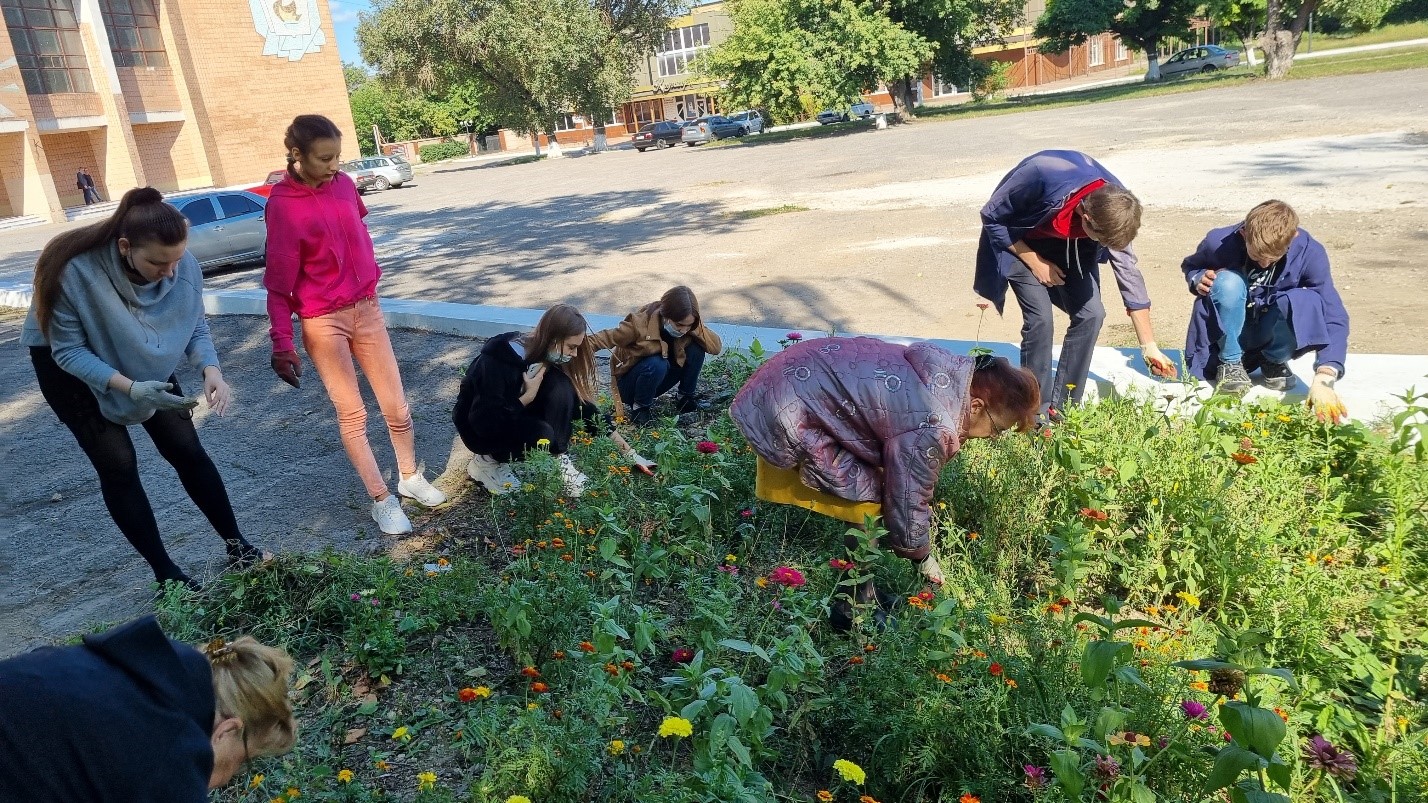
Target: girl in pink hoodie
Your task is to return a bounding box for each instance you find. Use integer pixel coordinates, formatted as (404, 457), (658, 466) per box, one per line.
(263, 114), (444, 534)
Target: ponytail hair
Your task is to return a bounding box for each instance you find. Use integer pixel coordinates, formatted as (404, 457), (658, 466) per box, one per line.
(33, 186), (188, 340)
(202, 636), (297, 757)
(969, 354), (1040, 433)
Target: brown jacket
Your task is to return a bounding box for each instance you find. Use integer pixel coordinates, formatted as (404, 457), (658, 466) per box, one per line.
(589, 301), (724, 379)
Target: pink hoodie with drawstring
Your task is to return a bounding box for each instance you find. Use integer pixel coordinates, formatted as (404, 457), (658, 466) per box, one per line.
(262, 171), (381, 353)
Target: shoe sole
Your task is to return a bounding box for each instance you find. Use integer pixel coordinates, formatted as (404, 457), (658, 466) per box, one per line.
(1259, 378), (1296, 391)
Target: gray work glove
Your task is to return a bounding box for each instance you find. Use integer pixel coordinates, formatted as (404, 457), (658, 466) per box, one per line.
(128, 380), (194, 410)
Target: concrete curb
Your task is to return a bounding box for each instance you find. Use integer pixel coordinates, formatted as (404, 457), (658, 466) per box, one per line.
(5, 282), (1424, 425)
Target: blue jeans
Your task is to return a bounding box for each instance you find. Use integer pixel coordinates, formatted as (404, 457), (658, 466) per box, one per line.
(1210, 271), (1296, 366)
(616, 344), (706, 409)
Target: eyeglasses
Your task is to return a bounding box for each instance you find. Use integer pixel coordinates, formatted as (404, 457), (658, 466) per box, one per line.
(984, 406), (1011, 438)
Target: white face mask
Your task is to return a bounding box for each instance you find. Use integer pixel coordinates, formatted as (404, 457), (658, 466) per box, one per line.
(546, 351), (572, 365)
(663, 321), (687, 338)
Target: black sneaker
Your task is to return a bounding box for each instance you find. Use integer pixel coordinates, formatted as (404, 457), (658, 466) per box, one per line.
(676, 394), (711, 415)
(628, 405), (653, 427)
(1258, 362), (1296, 392)
(1216, 362), (1252, 396)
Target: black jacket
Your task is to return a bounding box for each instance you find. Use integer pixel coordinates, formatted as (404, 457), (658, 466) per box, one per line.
(0, 616), (215, 802)
(454, 332), (531, 450)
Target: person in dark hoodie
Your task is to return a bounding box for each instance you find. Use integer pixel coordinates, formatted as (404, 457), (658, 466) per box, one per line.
(973, 150), (1178, 418)
(455, 304), (652, 496)
(0, 616), (297, 802)
(264, 114), (446, 536)
(20, 186), (264, 590)
(1182, 200), (1350, 422)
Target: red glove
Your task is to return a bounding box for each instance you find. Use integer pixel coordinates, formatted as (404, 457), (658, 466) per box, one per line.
(271, 350), (302, 388)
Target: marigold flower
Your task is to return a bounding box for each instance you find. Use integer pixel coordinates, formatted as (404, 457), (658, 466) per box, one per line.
(250, 774), (265, 788)
(506, 797), (534, 803)
(458, 687), (482, 702)
(768, 566), (807, 587)
(936, 672), (952, 683)
(604, 663), (620, 676)
(725, 553), (738, 563)
(417, 771), (437, 791)
(849, 655), (865, 665)
(1080, 507), (1108, 521)
(336, 769), (353, 784)
(530, 681), (549, 693)
(967, 531), (979, 540)
(553, 650), (567, 660)
(1176, 591), (1200, 608)
(392, 726), (411, 742)
(1231, 451), (1258, 465)
(609, 739), (626, 755)
(536, 438), (551, 447)
(1005, 679), (1018, 688)
(621, 660), (635, 671)
(375, 759), (391, 771)
(287, 787), (301, 798)
(520, 666), (541, 678)
(672, 647), (695, 664)
(988, 662), (1003, 676)
(695, 440), (720, 454)
(817, 791), (834, 802)
(860, 796), (880, 803)
(786, 332), (804, 341)
(833, 758), (867, 785)
(1190, 680), (1209, 692)
(658, 716), (694, 738)
(1046, 602), (1064, 614)
(755, 577), (769, 588)
(960, 795), (981, 803)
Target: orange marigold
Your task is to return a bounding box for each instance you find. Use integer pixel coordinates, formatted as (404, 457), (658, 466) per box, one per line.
(520, 667), (541, 678)
(530, 682), (549, 694)
(1231, 452), (1258, 465)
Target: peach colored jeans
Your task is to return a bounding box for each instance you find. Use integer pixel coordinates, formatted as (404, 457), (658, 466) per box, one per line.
(300, 296), (416, 498)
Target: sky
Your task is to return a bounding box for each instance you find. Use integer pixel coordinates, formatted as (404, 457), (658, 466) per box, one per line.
(327, 0), (369, 66)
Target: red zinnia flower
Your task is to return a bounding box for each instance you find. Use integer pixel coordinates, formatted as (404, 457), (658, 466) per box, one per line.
(1080, 508), (1108, 521)
(671, 648), (695, 664)
(695, 440), (720, 454)
(828, 558), (856, 572)
(458, 688), (479, 703)
(768, 566), (807, 588)
(989, 662), (1004, 676)
(918, 591), (934, 602)
(785, 332), (803, 341)
(739, 508), (754, 518)
(530, 681), (549, 693)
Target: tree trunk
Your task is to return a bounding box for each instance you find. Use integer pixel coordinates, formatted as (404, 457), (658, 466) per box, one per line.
(1231, 23), (1259, 65)
(1144, 51), (1162, 81)
(887, 76), (918, 120)
(532, 134), (543, 157)
(1262, 0), (1319, 78)
(592, 120), (608, 152)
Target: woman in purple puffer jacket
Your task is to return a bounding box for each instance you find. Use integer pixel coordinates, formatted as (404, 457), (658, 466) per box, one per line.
(731, 337), (1038, 625)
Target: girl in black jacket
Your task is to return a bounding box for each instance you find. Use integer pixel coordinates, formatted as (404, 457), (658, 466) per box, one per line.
(454, 305), (650, 495)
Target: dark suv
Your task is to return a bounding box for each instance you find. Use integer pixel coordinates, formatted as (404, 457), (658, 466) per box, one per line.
(632, 121), (684, 151)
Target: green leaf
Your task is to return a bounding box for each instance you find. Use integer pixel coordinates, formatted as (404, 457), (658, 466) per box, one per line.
(680, 699), (708, 721)
(1220, 702), (1287, 758)
(727, 734), (753, 768)
(1230, 782), (1291, 803)
(728, 683), (759, 724)
(1025, 723), (1066, 743)
(1048, 749), (1085, 799)
(719, 639), (756, 654)
(1128, 781), (1155, 803)
(1082, 640), (1131, 690)
(1205, 745), (1266, 793)
(1247, 667), (1299, 691)
(1265, 754), (1292, 791)
(709, 712), (734, 752)
(1173, 658), (1244, 671)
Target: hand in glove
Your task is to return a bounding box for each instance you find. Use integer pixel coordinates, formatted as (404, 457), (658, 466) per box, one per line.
(918, 554), (945, 586)
(1140, 343), (1178, 379)
(1307, 371), (1347, 424)
(271, 350), (302, 388)
(630, 452), (657, 477)
(128, 380), (195, 410)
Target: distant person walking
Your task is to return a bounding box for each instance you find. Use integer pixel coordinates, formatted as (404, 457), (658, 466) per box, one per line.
(263, 114), (446, 535)
(20, 187), (263, 591)
(77, 168), (102, 205)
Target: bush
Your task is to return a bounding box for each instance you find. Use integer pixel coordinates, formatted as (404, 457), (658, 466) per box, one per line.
(418, 139), (470, 163)
(971, 60), (1014, 102)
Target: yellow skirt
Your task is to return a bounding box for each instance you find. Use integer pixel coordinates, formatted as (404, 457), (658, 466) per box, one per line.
(754, 457), (882, 525)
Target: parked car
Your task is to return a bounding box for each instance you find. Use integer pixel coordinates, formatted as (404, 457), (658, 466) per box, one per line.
(727, 109), (764, 135)
(849, 102), (875, 119)
(172, 190), (268, 272)
(816, 109), (849, 125)
(342, 153), (414, 190)
(250, 167), (377, 197)
(817, 102), (876, 125)
(632, 120), (684, 151)
(1160, 44), (1241, 78)
(680, 115), (746, 145)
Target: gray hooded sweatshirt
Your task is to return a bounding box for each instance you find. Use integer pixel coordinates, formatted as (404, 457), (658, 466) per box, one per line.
(21, 243), (219, 425)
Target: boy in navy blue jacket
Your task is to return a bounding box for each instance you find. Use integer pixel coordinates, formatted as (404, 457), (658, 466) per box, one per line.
(1182, 200), (1349, 422)
(974, 150), (1176, 418)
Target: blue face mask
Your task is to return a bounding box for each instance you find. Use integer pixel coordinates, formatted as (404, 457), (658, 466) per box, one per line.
(663, 321), (687, 338)
(547, 351), (572, 365)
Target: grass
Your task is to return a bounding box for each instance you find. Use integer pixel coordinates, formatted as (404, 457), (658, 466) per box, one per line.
(1222, 19), (1428, 53)
(724, 204), (809, 220)
(1289, 44), (1428, 77)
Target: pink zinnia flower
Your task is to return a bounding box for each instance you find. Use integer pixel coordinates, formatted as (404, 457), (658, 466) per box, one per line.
(785, 332), (803, 341)
(671, 648), (694, 664)
(1180, 700), (1209, 720)
(768, 566), (806, 588)
(695, 441), (720, 454)
(1023, 765), (1047, 790)
(739, 508), (754, 518)
(828, 558), (855, 572)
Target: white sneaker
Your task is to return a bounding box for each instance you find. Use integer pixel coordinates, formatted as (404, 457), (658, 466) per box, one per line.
(468, 454), (518, 495)
(557, 454), (588, 496)
(397, 471), (447, 507)
(371, 494), (412, 535)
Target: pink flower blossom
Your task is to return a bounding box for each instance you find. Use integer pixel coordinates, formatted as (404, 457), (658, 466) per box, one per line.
(828, 558), (856, 572)
(671, 648), (695, 664)
(350, 593), (362, 601)
(695, 441), (720, 454)
(785, 332), (803, 341)
(768, 566), (806, 588)
(1180, 700), (1209, 720)
(739, 508), (754, 518)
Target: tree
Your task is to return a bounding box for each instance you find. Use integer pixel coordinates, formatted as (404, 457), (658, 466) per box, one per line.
(1035, 0), (1201, 81)
(1205, 0), (1266, 65)
(358, 0), (682, 152)
(1260, 0), (1318, 78)
(881, 0), (1024, 117)
(699, 0), (933, 124)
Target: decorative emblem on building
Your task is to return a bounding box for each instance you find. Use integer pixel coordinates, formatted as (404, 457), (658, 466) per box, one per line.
(249, 0), (326, 61)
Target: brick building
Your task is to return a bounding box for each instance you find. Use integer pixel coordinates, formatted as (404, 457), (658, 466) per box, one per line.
(0, 0), (356, 223)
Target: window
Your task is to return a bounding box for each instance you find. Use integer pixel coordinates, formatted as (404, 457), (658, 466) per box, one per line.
(554, 113), (579, 131)
(933, 74), (959, 97)
(657, 23), (710, 78)
(179, 198), (217, 226)
(99, 0), (167, 68)
(1088, 38), (1105, 67)
(218, 194), (263, 218)
(1115, 39), (1128, 61)
(1, 0), (94, 94)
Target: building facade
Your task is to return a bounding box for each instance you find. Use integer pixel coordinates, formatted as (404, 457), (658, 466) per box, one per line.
(0, 0), (356, 223)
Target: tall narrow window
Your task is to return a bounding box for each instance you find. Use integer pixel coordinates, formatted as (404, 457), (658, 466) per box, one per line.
(1088, 38), (1106, 67)
(656, 23), (711, 78)
(100, 0), (168, 68)
(1, 0), (94, 94)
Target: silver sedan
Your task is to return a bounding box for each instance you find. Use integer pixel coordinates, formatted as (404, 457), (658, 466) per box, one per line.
(171, 190), (268, 273)
(1160, 45), (1242, 79)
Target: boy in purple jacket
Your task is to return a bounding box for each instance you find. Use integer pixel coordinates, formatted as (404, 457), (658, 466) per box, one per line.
(974, 150), (1177, 419)
(1182, 200), (1349, 422)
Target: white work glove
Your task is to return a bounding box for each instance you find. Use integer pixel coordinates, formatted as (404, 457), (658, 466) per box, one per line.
(1307, 370), (1347, 424)
(630, 452), (657, 477)
(1139, 342), (1178, 378)
(128, 380), (195, 410)
(918, 554), (945, 586)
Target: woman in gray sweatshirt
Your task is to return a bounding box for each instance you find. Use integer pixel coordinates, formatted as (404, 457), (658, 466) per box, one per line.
(21, 187), (261, 591)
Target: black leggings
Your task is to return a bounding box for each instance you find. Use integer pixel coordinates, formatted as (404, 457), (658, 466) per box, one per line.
(30, 347), (251, 583)
(460, 368), (602, 463)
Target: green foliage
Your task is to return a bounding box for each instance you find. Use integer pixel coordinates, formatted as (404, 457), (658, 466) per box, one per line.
(700, 0), (933, 123)
(1321, 0), (1406, 30)
(970, 60), (1013, 102)
(417, 140), (471, 163)
(1035, 0), (1200, 78)
(347, 65), (490, 156)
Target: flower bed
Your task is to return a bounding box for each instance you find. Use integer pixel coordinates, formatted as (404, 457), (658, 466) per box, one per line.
(163, 349), (1428, 803)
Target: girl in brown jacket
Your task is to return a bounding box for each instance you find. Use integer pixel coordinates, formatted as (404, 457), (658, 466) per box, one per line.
(588, 286), (722, 426)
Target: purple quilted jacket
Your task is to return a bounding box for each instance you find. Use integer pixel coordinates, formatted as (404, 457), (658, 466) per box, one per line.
(730, 336), (973, 561)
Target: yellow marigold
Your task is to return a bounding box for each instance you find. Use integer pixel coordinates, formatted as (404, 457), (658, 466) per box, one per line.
(506, 797), (534, 803)
(375, 759), (391, 771)
(833, 758), (867, 785)
(287, 789), (301, 799)
(392, 726), (411, 742)
(337, 769), (354, 784)
(537, 438), (551, 447)
(755, 577), (769, 589)
(249, 774), (265, 789)
(817, 792), (834, 802)
(658, 716), (694, 738)
(1176, 591), (1200, 608)
(608, 739), (626, 755)
(417, 772), (437, 791)
(725, 553), (738, 563)
(1190, 680), (1209, 692)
